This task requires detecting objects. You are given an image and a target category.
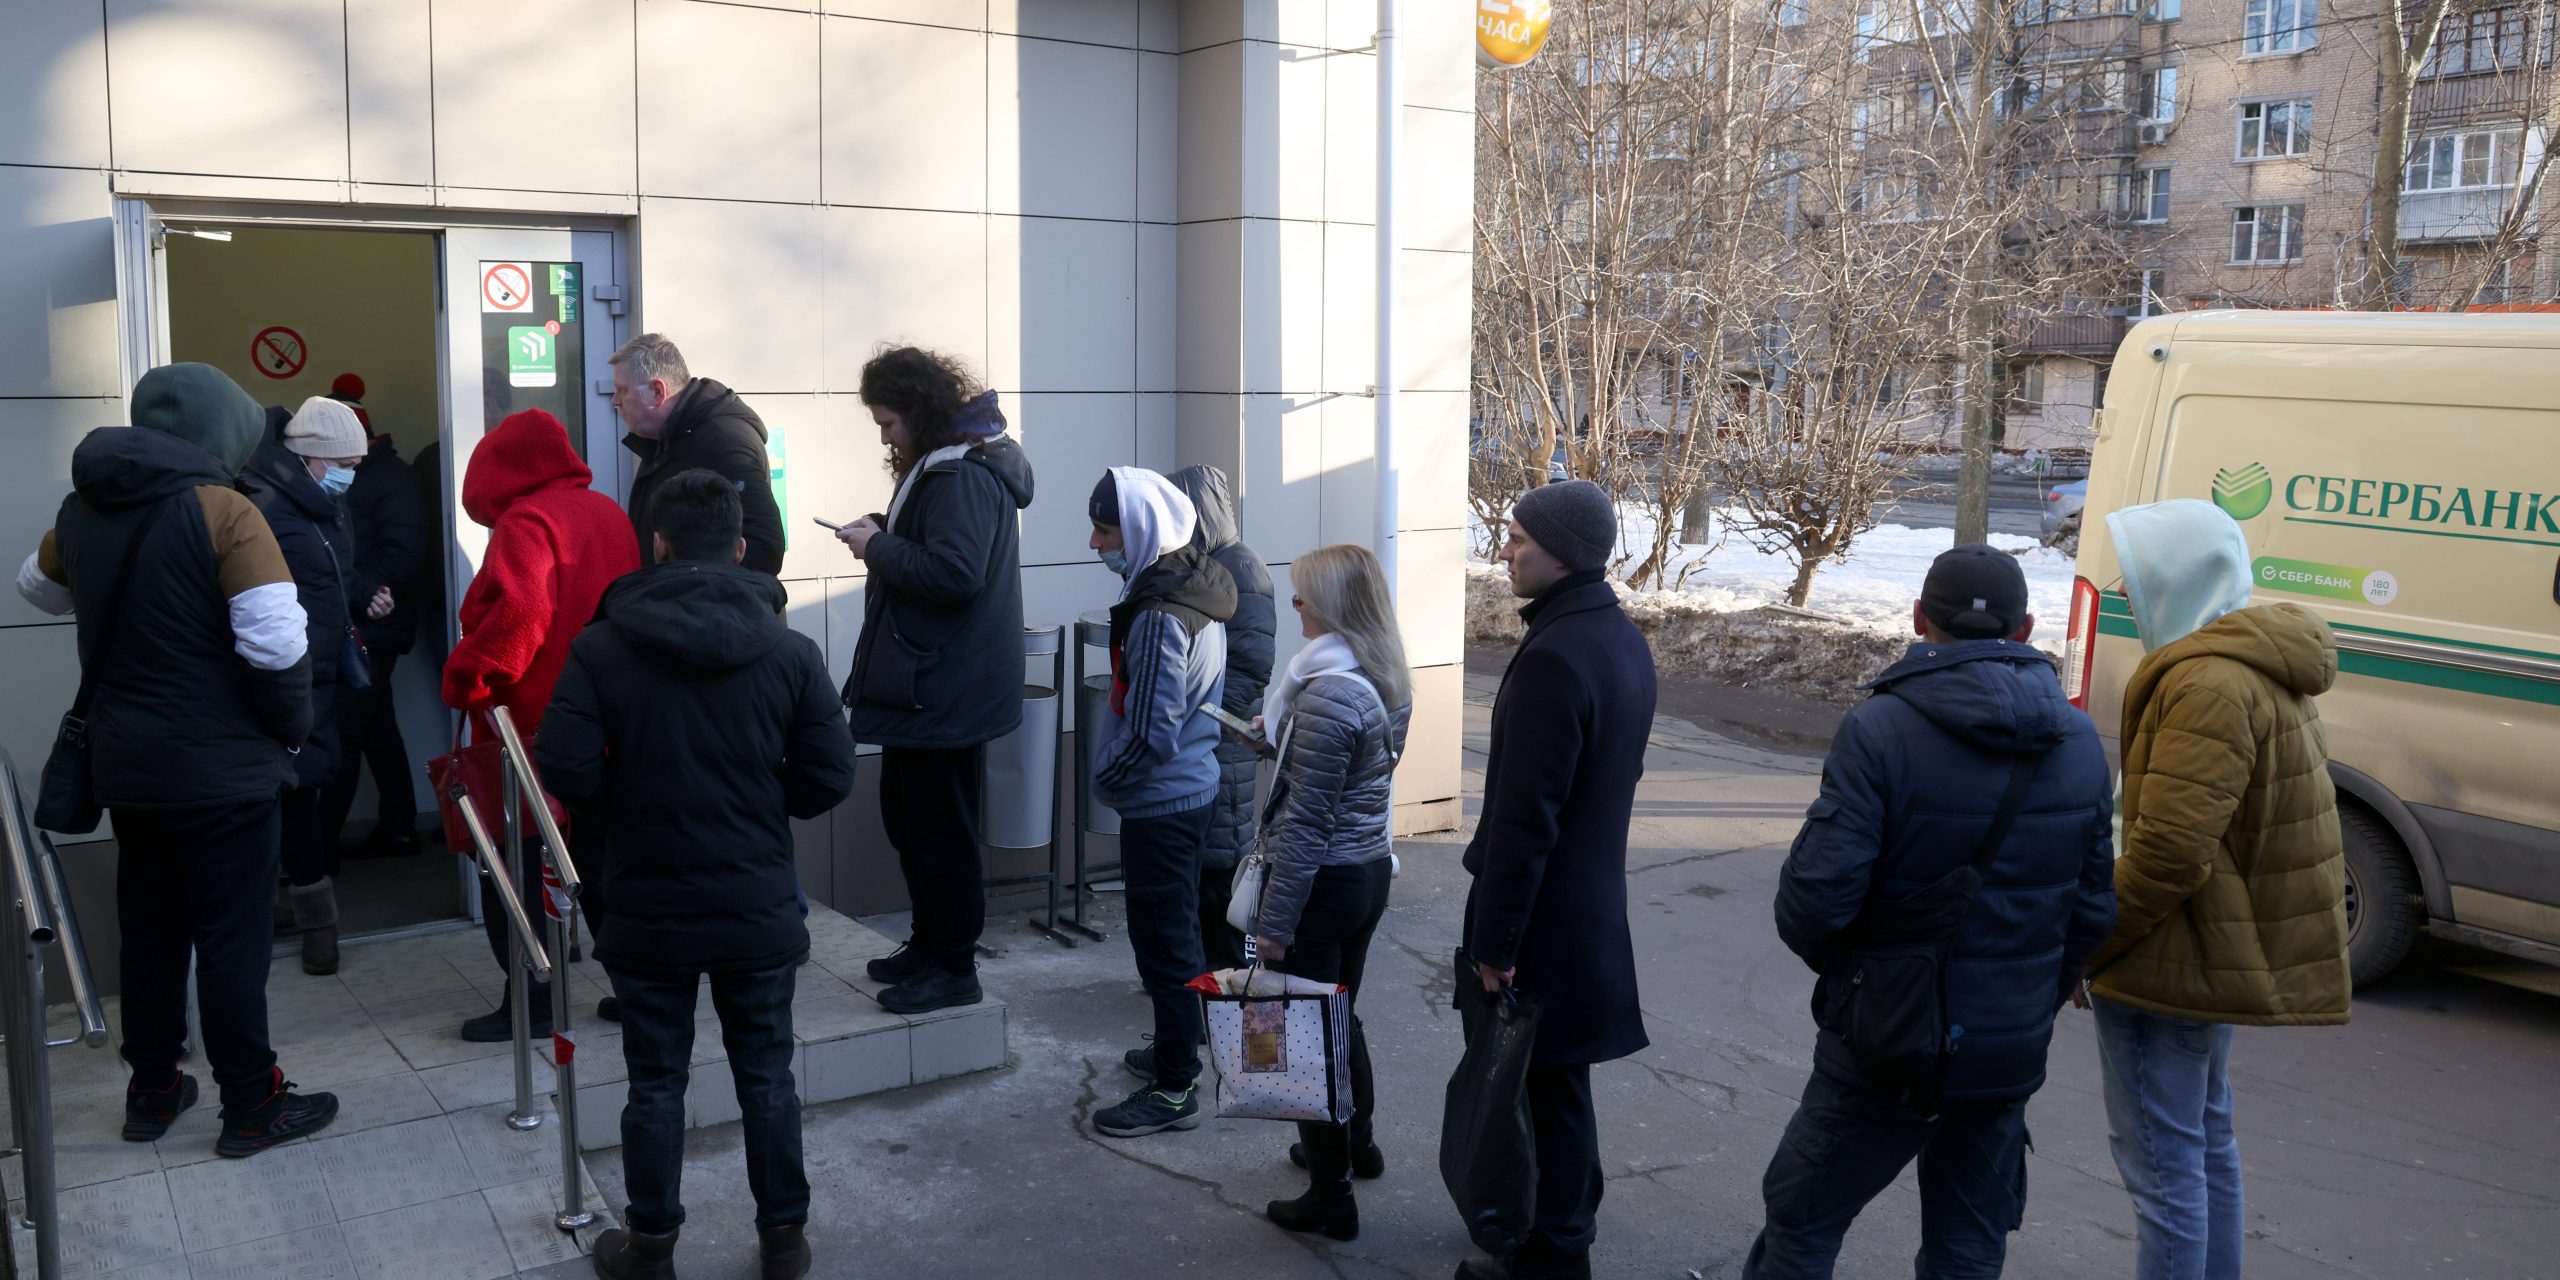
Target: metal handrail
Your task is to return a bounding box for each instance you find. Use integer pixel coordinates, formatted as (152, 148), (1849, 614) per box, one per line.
(448, 786), (553, 981)
(0, 757), (104, 1047)
(489, 706), (580, 901)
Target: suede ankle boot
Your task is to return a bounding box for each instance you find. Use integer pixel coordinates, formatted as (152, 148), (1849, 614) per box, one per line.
(589, 1226), (678, 1280)
(758, 1224), (811, 1280)
(291, 879), (339, 975)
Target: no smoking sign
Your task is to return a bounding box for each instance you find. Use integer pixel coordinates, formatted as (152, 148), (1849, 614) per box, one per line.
(251, 325), (306, 379)
(481, 262), (534, 313)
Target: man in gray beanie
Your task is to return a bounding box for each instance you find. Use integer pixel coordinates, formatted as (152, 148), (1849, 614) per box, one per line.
(1455, 480), (1656, 1279)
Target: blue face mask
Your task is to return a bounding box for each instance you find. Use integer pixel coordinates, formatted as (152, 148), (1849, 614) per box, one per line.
(317, 466), (357, 497)
(1097, 547), (1129, 577)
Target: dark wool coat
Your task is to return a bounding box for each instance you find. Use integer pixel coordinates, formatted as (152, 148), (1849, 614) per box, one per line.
(1462, 572), (1656, 1067)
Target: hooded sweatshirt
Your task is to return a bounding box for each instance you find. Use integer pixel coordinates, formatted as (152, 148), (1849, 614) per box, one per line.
(1167, 465), (1275, 868)
(1775, 639), (2116, 1102)
(1094, 468), (1238, 819)
(15, 364), (314, 811)
(2091, 500), (2349, 1025)
(444, 410), (643, 734)
(535, 561), (856, 973)
(843, 423), (1036, 750)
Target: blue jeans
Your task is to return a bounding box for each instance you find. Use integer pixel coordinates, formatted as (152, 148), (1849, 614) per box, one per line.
(2092, 996), (2242, 1280)
(607, 961), (807, 1233)
(1743, 1069), (2029, 1279)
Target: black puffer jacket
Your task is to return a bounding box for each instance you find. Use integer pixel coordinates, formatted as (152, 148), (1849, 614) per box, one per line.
(344, 435), (428, 654)
(623, 379), (785, 575)
(243, 441), (355, 789)
(844, 436), (1036, 750)
(43, 428), (312, 811)
(536, 561), (857, 975)
(1255, 668), (1409, 945)
(1169, 466), (1274, 869)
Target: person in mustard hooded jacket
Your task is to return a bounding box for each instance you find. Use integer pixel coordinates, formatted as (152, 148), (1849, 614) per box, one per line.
(2083, 498), (2349, 1280)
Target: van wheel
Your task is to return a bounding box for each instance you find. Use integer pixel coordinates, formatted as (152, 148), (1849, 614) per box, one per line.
(2340, 803), (2420, 988)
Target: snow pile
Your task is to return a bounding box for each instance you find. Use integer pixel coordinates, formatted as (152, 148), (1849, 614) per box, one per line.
(1467, 503), (2081, 702)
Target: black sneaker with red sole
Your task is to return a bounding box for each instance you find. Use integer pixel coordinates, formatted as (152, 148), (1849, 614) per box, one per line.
(215, 1072), (339, 1158)
(122, 1073), (199, 1142)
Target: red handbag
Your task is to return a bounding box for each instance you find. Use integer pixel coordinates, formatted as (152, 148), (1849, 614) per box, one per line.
(428, 711), (568, 855)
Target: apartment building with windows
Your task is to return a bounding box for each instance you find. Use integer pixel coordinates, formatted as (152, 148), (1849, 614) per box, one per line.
(2127, 0), (2557, 310)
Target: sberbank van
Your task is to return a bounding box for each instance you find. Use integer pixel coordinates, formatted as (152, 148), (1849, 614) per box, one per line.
(2068, 311), (2560, 986)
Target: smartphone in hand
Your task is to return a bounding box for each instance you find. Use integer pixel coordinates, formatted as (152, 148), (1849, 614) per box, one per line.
(1200, 703), (1273, 756)
(812, 516), (846, 531)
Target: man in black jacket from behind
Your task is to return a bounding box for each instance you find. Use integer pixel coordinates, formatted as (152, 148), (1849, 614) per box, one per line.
(1459, 480), (1656, 1280)
(535, 469), (856, 1280)
(610, 333), (785, 575)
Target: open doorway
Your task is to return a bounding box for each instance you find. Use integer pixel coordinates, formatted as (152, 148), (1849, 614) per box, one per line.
(163, 224), (462, 938)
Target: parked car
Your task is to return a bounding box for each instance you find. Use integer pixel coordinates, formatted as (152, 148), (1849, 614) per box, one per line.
(2041, 478), (2088, 539)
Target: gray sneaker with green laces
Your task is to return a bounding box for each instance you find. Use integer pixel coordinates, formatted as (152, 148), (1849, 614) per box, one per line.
(1094, 1084), (1201, 1137)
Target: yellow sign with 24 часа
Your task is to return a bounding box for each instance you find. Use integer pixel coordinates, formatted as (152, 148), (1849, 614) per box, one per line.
(1476, 0), (1554, 68)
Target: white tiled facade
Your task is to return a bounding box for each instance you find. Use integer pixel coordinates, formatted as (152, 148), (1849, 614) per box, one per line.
(0, 2), (1475, 866)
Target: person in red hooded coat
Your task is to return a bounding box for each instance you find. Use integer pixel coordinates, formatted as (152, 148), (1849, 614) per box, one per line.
(443, 409), (640, 1041)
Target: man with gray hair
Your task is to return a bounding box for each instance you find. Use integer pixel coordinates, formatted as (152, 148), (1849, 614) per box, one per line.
(610, 333), (785, 575)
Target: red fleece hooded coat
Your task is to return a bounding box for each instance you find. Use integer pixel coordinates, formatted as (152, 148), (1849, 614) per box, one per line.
(443, 410), (641, 734)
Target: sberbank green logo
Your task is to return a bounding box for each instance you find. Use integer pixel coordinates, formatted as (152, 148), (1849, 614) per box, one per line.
(2213, 464), (2273, 520)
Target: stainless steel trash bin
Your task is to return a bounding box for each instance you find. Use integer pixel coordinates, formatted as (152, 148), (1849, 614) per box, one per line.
(982, 627), (1062, 850)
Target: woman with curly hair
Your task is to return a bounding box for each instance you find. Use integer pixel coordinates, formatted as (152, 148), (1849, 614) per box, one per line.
(834, 346), (1035, 1014)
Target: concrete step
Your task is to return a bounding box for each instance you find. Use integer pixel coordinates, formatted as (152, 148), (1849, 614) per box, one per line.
(3, 906), (1006, 1277)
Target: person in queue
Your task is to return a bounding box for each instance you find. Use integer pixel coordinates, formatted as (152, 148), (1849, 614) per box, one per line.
(611, 333), (785, 575)
(242, 395), (368, 977)
(443, 408), (642, 1042)
(1240, 543), (1409, 1243)
(1457, 480), (1654, 1280)
(319, 373), (430, 859)
(1166, 464), (1274, 974)
(835, 347), (1033, 1016)
(1085, 467), (1236, 1140)
(15, 363), (337, 1156)
(538, 469), (855, 1280)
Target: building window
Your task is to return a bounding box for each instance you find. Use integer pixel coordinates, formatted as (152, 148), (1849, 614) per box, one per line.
(2140, 66), (2179, 121)
(2242, 0), (2318, 54)
(2009, 363), (2048, 414)
(2127, 167), (2173, 221)
(2232, 204), (2307, 263)
(1776, 0), (1811, 26)
(2136, 268), (2171, 315)
(2237, 99), (2314, 159)
(2406, 128), (2525, 190)
(2421, 5), (2536, 78)
(2146, 0), (2181, 17)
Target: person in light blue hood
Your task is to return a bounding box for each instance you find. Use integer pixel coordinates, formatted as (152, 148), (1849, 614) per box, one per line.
(2107, 499), (2256, 651)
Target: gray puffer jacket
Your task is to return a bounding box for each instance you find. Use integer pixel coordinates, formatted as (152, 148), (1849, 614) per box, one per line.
(1254, 670), (1410, 946)
(1171, 465), (1274, 870)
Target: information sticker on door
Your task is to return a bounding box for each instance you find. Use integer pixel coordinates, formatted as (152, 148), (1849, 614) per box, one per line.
(506, 325), (558, 388)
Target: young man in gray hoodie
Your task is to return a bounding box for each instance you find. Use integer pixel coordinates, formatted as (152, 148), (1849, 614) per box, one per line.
(1085, 467), (1238, 1138)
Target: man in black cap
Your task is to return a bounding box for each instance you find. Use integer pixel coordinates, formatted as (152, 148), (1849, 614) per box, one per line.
(1740, 544), (2116, 1278)
(1456, 480), (1656, 1280)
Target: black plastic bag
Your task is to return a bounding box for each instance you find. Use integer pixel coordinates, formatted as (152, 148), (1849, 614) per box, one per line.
(1440, 947), (1541, 1257)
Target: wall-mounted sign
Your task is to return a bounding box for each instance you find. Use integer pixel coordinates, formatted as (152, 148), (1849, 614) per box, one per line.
(482, 261), (534, 313)
(251, 325), (306, 379)
(1476, 0), (1554, 68)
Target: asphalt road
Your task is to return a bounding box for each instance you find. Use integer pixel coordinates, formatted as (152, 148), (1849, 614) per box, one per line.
(1878, 473), (2056, 538)
(603, 661), (2560, 1280)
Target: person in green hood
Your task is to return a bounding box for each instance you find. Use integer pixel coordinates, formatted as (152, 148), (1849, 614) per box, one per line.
(13, 362), (342, 1157)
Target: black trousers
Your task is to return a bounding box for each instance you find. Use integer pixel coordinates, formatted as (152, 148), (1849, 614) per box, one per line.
(1120, 803), (1212, 1089)
(1743, 1070), (2029, 1279)
(319, 648), (417, 849)
(1268, 858), (1391, 1186)
(609, 960), (807, 1234)
(1197, 862), (1244, 974)
(279, 785), (329, 888)
(1526, 1062), (1604, 1259)
(114, 800), (282, 1114)
(879, 745), (985, 973)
